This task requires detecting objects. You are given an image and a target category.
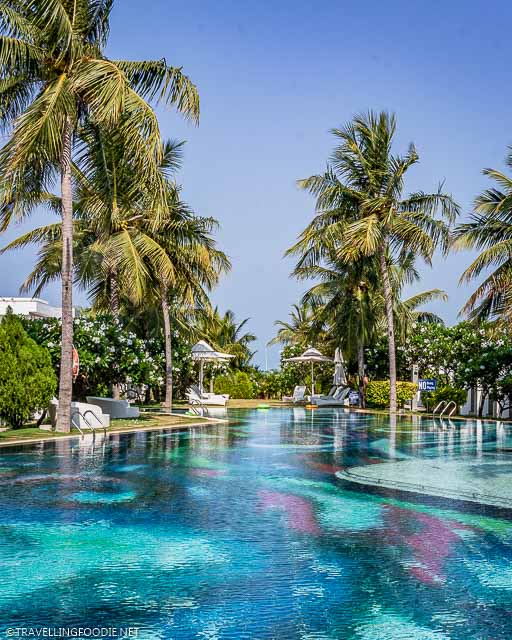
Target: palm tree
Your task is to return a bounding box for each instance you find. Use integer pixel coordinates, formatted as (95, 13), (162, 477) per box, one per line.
(3, 142), (229, 408)
(198, 308), (256, 370)
(293, 247), (445, 404)
(290, 112), (458, 412)
(294, 252), (380, 406)
(268, 303), (318, 348)
(148, 207), (230, 408)
(0, 0), (199, 431)
(389, 251), (447, 342)
(454, 148), (512, 323)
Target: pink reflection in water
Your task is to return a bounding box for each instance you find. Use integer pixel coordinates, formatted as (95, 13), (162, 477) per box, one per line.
(190, 468), (224, 478)
(259, 489), (321, 535)
(385, 505), (473, 586)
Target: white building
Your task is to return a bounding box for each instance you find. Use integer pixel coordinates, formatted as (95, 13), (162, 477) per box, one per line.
(460, 387), (512, 419)
(0, 297), (69, 319)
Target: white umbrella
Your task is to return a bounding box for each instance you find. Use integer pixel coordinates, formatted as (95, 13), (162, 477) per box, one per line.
(191, 340), (234, 394)
(333, 348), (347, 386)
(284, 347), (333, 395)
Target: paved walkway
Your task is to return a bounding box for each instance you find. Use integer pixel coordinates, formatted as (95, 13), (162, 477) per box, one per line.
(336, 456), (512, 508)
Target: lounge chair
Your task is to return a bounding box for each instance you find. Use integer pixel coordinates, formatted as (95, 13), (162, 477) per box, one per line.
(86, 396), (139, 419)
(312, 386), (351, 407)
(186, 386), (229, 407)
(191, 384), (230, 403)
(282, 385), (307, 403)
(311, 386), (339, 403)
(48, 398), (110, 430)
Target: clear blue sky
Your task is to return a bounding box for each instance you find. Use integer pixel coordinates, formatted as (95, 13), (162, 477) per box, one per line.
(2, 0), (511, 368)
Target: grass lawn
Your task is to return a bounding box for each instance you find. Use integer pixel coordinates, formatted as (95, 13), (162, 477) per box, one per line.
(224, 398), (292, 409)
(0, 412), (211, 446)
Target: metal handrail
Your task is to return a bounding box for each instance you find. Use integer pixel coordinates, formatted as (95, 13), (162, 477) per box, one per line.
(440, 400), (457, 417)
(432, 400), (447, 416)
(71, 408), (106, 436)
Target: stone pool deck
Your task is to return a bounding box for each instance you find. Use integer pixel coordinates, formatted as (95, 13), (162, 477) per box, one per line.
(0, 413), (222, 448)
(336, 457), (512, 509)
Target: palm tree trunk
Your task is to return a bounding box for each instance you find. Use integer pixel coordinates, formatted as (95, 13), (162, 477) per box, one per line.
(161, 284), (173, 409)
(111, 269), (120, 318)
(56, 119), (74, 433)
(378, 244), (397, 413)
(110, 269), (121, 400)
(478, 387), (486, 418)
(357, 341), (366, 409)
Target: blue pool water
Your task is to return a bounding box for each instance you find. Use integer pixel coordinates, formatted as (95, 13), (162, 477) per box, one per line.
(1, 408), (512, 639)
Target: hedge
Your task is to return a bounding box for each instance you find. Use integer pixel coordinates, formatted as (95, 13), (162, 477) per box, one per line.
(366, 380), (418, 408)
(422, 385), (467, 411)
(214, 371), (255, 399)
(0, 314), (57, 428)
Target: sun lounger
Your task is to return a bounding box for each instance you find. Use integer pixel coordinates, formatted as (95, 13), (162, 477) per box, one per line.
(312, 386), (351, 407)
(86, 396), (139, 419)
(48, 398), (110, 430)
(186, 386), (229, 407)
(282, 385), (307, 403)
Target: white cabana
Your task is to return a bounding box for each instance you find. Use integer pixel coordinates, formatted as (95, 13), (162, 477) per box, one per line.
(333, 348), (347, 387)
(284, 347), (333, 395)
(191, 340), (234, 394)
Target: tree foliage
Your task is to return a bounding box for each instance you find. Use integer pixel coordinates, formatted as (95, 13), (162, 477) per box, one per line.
(21, 314), (194, 400)
(366, 380), (417, 409)
(454, 146), (512, 324)
(214, 371), (255, 399)
(287, 111), (459, 411)
(403, 322), (512, 415)
(0, 313), (57, 428)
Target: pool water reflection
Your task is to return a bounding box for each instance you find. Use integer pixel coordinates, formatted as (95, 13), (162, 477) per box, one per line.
(0, 408), (511, 639)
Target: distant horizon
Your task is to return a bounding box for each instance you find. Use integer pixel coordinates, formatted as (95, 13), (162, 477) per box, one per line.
(1, 0), (511, 368)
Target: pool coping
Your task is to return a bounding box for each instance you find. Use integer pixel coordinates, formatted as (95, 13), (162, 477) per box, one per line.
(0, 414), (228, 448)
(336, 461), (512, 510)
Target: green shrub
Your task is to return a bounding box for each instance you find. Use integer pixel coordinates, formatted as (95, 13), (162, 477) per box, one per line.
(0, 314), (57, 428)
(366, 380), (418, 408)
(423, 385), (467, 411)
(214, 371), (255, 399)
(257, 370), (289, 399)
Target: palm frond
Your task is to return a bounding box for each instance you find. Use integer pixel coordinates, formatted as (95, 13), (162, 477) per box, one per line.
(113, 59), (200, 123)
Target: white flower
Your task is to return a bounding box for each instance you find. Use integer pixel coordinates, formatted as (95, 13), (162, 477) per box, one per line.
(47, 342), (54, 348)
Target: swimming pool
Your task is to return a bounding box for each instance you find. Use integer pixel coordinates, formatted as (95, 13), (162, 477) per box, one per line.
(0, 408), (511, 639)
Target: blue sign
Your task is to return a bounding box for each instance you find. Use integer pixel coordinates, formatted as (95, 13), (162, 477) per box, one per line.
(418, 378), (437, 392)
(349, 391), (360, 405)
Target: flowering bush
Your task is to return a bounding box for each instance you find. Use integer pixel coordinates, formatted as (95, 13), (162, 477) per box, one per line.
(365, 339), (408, 380)
(21, 314), (179, 399)
(403, 322), (512, 415)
